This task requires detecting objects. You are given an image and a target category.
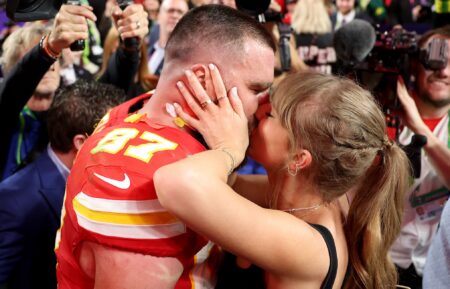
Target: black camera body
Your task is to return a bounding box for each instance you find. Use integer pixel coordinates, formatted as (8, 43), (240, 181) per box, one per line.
(354, 27), (448, 178)
(352, 27), (448, 112)
(6, 0), (63, 22)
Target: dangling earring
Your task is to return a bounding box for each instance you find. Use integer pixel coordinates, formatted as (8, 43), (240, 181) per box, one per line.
(287, 163), (300, 177)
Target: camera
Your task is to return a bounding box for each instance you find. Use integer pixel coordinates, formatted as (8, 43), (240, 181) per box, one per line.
(335, 23), (448, 178)
(352, 27), (448, 115)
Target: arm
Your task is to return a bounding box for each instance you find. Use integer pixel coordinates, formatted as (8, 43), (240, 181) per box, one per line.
(0, 45), (54, 128)
(397, 77), (450, 188)
(97, 3), (149, 95)
(0, 4), (96, 172)
(154, 66), (329, 278)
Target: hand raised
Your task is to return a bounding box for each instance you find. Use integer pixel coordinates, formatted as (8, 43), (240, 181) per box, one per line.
(172, 64), (249, 164)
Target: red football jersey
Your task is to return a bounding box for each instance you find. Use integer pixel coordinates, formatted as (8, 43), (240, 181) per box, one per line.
(55, 94), (219, 289)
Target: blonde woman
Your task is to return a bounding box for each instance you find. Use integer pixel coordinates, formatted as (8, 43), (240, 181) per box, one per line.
(291, 0), (336, 74)
(155, 69), (411, 289)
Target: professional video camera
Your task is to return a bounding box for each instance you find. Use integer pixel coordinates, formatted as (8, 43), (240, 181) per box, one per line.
(334, 20), (449, 178)
(235, 0), (292, 72)
(335, 21), (448, 113)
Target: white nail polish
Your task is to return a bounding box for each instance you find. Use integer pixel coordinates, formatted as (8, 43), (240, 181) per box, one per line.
(165, 103), (177, 118)
(231, 87), (238, 97)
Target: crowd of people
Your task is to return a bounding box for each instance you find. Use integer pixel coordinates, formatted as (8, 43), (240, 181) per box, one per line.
(0, 1), (449, 289)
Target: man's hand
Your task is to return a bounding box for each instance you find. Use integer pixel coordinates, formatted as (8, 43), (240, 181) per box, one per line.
(112, 3), (149, 43)
(48, 4), (97, 55)
(397, 76), (429, 134)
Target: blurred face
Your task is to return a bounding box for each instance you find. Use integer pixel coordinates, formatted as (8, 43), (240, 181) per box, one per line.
(218, 40), (275, 129)
(158, 0), (189, 34)
(191, 0), (215, 6)
(416, 37), (450, 108)
(17, 43), (61, 98)
(249, 102), (290, 169)
(144, 0), (160, 12)
(336, 0), (355, 15)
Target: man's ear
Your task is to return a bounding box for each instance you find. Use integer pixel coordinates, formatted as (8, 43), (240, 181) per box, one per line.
(73, 134), (88, 152)
(190, 64), (215, 99)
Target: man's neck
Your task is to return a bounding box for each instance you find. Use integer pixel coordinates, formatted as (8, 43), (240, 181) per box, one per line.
(139, 89), (192, 133)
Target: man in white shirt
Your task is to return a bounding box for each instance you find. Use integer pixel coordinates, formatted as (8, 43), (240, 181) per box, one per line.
(331, 0), (373, 31)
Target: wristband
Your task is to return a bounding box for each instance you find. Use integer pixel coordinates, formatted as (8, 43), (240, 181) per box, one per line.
(39, 34), (60, 60)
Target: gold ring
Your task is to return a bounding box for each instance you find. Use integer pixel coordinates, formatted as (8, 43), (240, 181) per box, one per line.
(200, 99), (213, 108)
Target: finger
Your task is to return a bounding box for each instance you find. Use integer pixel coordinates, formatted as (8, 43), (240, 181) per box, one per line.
(117, 13), (148, 27)
(176, 81), (205, 117)
(121, 3), (144, 18)
(208, 63), (229, 107)
(228, 87), (246, 119)
(173, 103), (201, 129)
(62, 4), (97, 22)
(57, 22), (89, 34)
(184, 70), (213, 106)
(56, 12), (87, 26)
(111, 6), (123, 23)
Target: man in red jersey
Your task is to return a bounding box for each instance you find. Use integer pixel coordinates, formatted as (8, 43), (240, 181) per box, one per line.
(55, 4), (275, 289)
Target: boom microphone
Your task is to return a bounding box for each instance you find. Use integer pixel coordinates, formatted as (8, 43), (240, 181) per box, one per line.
(333, 19), (376, 66)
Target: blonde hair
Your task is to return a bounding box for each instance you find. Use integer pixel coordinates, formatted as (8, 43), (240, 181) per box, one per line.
(271, 71), (410, 289)
(291, 0), (332, 34)
(1, 22), (50, 74)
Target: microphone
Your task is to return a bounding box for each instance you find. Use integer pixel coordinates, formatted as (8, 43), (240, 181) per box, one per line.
(333, 19), (376, 66)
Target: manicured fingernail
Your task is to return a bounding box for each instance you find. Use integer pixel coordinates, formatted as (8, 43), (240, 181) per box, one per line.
(174, 117), (187, 128)
(231, 87), (238, 97)
(176, 81), (183, 88)
(173, 102), (180, 109)
(185, 70), (192, 77)
(209, 63), (215, 70)
(165, 103), (177, 117)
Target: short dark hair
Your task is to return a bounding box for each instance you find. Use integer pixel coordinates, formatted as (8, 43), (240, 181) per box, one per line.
(418, 24), (450, 48)
(165, 4), (276, 62)
(47, 80), (125, 153)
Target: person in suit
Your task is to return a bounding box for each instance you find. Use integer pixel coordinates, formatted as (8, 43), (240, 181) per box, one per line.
(330, 0), (373, 31)
(147, 0), (189, 76)
(0, 80), (125, 289)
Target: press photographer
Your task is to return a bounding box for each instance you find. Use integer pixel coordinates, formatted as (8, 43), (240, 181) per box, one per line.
(335, 22), (450, 289)
(389, 25), (450, 289)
